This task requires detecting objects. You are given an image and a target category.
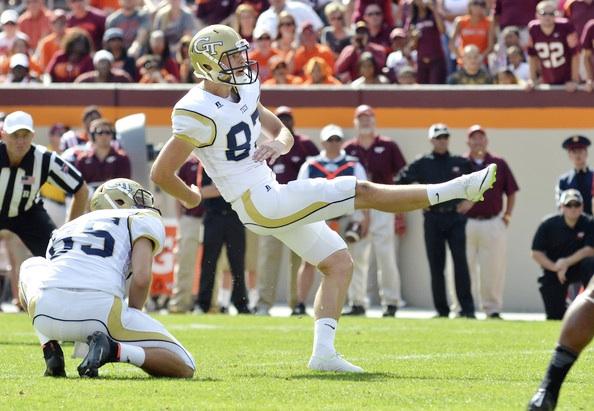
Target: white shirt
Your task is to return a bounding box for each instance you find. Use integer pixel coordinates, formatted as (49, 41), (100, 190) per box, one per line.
(255, 1), (324, 40)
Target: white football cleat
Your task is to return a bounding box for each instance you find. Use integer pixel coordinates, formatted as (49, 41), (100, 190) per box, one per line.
(308, 353), (364, 373)
(463, 163), (497, 202)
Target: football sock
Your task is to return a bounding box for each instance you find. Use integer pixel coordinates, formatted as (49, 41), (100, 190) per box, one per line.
(248, 288), (259, 309)
(426, 179), (465, 205)
(312, 318), (337, 358)
(218, 287), (231, 309)
(117, 343), (146, 367)
(540, 345), (578, 399)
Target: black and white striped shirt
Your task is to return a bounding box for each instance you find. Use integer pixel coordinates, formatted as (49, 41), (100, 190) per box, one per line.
(0, 142), (84, 219)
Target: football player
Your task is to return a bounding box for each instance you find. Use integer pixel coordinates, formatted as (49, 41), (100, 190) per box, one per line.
(18, 179), (195, 378)
(151, 24), (497, 373)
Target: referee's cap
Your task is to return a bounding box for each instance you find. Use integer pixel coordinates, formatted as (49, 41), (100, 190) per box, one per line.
(3, 111), (34, 134)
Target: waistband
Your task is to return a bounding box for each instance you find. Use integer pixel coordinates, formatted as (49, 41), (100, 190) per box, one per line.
(469, 214), (498, 220)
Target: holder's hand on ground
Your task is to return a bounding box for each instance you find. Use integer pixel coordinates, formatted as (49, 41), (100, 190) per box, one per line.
(253, 140), (285, 164)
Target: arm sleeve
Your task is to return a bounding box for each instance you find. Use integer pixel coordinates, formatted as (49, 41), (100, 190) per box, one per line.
(531, 220), (549, 251)
(129, 210), (166, 256)
(584, 219), (594, 247)
(396, 159), (421, 184)
(171, 108), (216, 147)
(47, 152), (85, 194)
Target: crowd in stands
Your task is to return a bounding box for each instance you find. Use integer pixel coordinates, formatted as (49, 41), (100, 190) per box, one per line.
(0, 0), (593, 88)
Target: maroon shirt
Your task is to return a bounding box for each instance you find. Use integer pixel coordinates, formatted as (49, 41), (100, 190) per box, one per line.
(67, 7), (106, 51)
(177, 156), (204, 218)
(335, 42), (387, 83)
(527, 18), (579, 85)
(494, 0), (540, 29)
(465, 152), (519, 218)
(405, 11), (443, 62)
(565, 0), (594, 36)
(271, 134), (319, 184)
(343, 135), (406, 184)
(47, 52), (94, 83)
(75, 147), (131, 187)
(581, 18), (594, 49)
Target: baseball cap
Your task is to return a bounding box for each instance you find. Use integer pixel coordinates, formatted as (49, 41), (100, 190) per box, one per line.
(50, 123), (67, 136)
(300, 21), (315, 33)
(103, 27), (124, 43)
(253, 26), (272, 40)
(3, 111), (35, 134)
(268, 55), (287, 70)
(390, 28), (406, 40)
(274, 106), (293, 117)
(51, 9), (67, 22)
(320, 124), (344, 141)
(354, 104), (374, 118)
(428, 123), (450, 139)
(1, 9), (18, 25)
(467, 124), (486, 137)
(562, 135), (591, 150)
(93, 49), (114, 66)
(355, 21), (368, 33)
(560, 189), (583, 205)
(9, 53), (29, 69)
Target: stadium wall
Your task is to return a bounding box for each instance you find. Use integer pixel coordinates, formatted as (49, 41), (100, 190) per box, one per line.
(2, 85), (594, 313)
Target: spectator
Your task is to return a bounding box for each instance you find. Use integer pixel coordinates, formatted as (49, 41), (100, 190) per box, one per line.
(176, 35), (196, 84)
(60, 104), (101, 153)
(152, 0), (195, 54)
(17, 0), (53, 50)
(447, 44), (493, 84)
(232, 4), (258, 46)
(263, 55), (303, 84)
(506, 45), (529, 82)
(406, 0), (447, 84)
(557, 135), (594, 215)
(3, 53), (40, 83)
(526, 1), (580, 91)
(248, 26), (279, 82)
(437, 0), (470, 70)
(351, 50), (390, 85)
(35, 9), (68, 71)
(335, 21), (387, 83)
(74, 49), (132, 82)
(493, 0), (540, 34)
(496, 67), (518, 84)
(195, 0), (235, 29)
(531, 189), (594, 320)
(105, 0), (150, 59)
(292, 21), (335, 77)
(46, 28), (94, 83)
(449, 0), (495, 64)
(302, 56), (342, 84)
(321, 1), (352, 57)
(0, 10), (29, 56)
(295, 124), (370, 317)
(167, 156), (204, 314)
(491, 25), (524, 73)
(74, 118), (131, 195)
(385, 27), (417, 82)
(396, 65), (418, 84)
(102, 27), (136, 80)
(581, 18), (594, 92)
(343, 105), (407, 317)
(272, 10), (297, 67)
(396, 123), (476, 318)
(255, 0), (323, 40)
(352, 0), (395, 28)
(254, 106), (319, 316)
(137, 54), (177, 83)
(66, 0), (106, 51)
(361, 2), (392, 50)
(464, 125), (519, 319)
(145, 30), (180, 81)
(564, 0), (594, 37)
(0, 37), (43, 78)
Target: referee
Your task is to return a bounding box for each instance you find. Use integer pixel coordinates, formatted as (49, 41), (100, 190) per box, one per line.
(0, 111), (88, 256)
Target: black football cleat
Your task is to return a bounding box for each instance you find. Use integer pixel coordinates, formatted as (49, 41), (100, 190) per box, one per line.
(77, 331), (118, 378)
(382, 305), (398, 318)
(342, 305), (366, 316)
(43, 340), (66, 377)
(527, 388), (557, 411)
(291, 303), (306, 316)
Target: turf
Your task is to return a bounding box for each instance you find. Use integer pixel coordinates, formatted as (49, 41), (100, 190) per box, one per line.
(0, 313), (592, 410)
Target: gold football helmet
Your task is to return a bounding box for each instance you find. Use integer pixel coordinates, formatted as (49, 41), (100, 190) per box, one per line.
(189, 24), (258, 85)
(90, 178), (159, 213)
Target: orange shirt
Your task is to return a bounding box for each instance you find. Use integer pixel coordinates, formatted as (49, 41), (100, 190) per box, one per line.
(458, 15), (491, 56)
(18, 8), (53, 49)
(292, 44), (335, 77)
(248, 48), (279, 82)
(90, 0), (120, 12)
(0, 54), (43, 77)
(36, 32), (66, 71)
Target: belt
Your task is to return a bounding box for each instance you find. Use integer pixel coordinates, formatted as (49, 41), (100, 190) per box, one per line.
(425, 207), (457, 214)
(470, 215), (498, 220)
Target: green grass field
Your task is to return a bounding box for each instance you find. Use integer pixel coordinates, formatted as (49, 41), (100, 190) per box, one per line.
(1, 313), (592, 410)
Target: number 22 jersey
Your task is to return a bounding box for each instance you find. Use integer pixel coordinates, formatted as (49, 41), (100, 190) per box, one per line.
(171, 80), (275, 203)
(40, 208), (165, 299)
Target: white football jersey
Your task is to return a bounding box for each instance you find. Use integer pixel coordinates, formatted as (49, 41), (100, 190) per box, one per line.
(171, 80), (275, 202)
(38, 208), (165, 299)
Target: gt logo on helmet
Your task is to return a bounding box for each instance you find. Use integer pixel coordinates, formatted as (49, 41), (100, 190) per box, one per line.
(193, 37), (224, 56)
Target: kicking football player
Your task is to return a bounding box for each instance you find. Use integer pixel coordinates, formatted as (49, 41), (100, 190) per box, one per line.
(150, 24), (497, 373)
(528, 275), (594, 410)
(18, 179), (195, 378)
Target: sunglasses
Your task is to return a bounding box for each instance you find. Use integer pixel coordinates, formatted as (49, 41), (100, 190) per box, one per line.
(95, 130), (113, 135)
(279, 21), (295, 27)
(564, 202), (582, 208)
(365, 11), (383, 17)
(538, 10), (555, 16)
(433, 134), (449, 140)
(326, 136), (343, 143)
(258, 35), (271, 40)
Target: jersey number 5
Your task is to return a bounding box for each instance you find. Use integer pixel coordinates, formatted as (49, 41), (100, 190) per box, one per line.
(226, 109), (259, 162)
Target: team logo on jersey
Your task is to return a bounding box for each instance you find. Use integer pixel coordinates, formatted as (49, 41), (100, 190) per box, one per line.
(193, 37), (223, 56)
(215, 101), (223, 108)
(240, 104), (248, 113)
(374, 147), (385, 154)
